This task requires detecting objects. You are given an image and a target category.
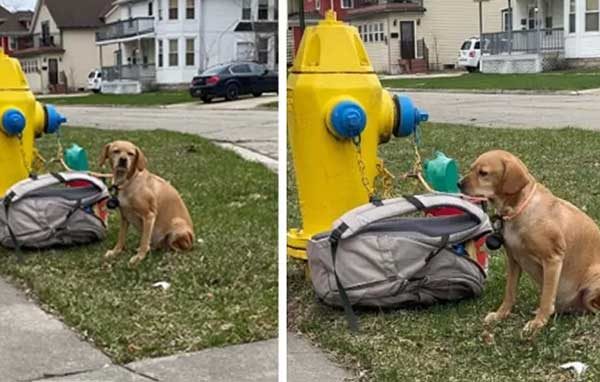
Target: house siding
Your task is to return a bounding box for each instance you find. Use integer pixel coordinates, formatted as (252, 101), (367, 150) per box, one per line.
(348, 0), (505, 73)
(62, 30), (102, 90)
(420, 0), (504, 70)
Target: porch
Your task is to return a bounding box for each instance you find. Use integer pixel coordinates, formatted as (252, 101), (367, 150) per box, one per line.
(481, 0), (600, 72)
(100, 64), (156, 94)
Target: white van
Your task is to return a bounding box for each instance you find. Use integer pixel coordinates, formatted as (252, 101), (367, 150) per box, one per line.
(87, 70), (102, 93)
(458, 38), (482, 73)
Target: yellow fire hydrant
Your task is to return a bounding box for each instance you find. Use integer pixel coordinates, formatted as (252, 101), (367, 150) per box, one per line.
(288, 11), (429, 260)
(0, 48), (67, 195)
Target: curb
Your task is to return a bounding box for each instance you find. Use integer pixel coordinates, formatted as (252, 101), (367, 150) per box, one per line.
(384, 87), (600, 96)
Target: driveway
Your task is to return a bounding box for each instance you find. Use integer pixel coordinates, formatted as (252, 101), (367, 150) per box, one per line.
(60, 103), (277, 163)
(399, 91), (600, 130)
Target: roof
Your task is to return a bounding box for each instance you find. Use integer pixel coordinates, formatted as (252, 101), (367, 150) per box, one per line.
(33, 0), (113, 29)
(346, 2), (426, 19)
(0, 5), (32, 35)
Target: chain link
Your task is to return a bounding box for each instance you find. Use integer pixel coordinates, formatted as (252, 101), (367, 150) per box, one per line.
(353, 138), (375, 199)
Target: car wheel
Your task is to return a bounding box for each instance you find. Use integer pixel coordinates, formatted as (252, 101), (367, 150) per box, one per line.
(466, 66), (476, 73)
(201, 96), (212, 103)
(225, 83), (240, 101)
(252, 92), (263, 97)
(92, 89), (100, 94)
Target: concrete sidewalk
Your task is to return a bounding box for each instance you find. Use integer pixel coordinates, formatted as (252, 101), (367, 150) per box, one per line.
(0, 274), (351, 382)
(0, 277), (278, 382)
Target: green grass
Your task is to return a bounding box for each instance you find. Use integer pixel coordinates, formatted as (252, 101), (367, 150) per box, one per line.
(45, 91), (193, 106)
(381, 71), (600, 91)
(0, 127), (277, 363)
(288, 123), (600, 381)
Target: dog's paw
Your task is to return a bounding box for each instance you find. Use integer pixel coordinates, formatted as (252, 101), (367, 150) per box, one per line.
(522, 318), (546, 337)
(484, 311), (509, 325)
(128, 254), (144, 268)
(104, 249), (121, 260)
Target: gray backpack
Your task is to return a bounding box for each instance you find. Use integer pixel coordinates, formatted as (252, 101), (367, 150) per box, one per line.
(307, 194), (492, 330)
(0, 172), (110, 258)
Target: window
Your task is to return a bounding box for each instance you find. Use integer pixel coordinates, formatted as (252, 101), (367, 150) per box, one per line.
(586, 0), (599, 31)
(185, 38), (194, 66)
(258, 0), (269, 20)
(231, 64), (252, 73)
(316, 0), (320, 10)
(148, 1), (153, 16)
(158, 0), (163, 20)
(358, 25), (363, 41)
(186, 0), (194, 19)
(169, 0), (178, 20)
(257, 37), (269, 64)
(379, 22), (384, 41)
(368, 24), (373, 42)
(374, 24), (379, 42)
(236, 41), (253, 60)
(570, 0), (576, 32)
(169, 39), (178, 66)
(242, 0), (251, 20)
(341, 0), (353, 9)
(158, 40), (163, 67)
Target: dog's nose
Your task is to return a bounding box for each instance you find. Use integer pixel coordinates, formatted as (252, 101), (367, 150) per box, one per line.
(118, 158), (127, 167)
(457, 178), (464, 191)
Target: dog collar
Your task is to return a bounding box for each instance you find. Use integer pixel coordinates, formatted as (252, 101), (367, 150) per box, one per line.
(502, 183), (537, 221)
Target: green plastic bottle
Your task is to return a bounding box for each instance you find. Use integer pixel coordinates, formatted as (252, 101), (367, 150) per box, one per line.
(423, 151), (460, 193)
(64, 143), (89, 171)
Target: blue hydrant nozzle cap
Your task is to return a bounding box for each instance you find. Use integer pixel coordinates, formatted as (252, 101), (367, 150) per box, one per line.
(45, 104), (67, 134)
(330, 100), (367, 139)
(393, 95), (429, 138)
(2, 108), (26, 136)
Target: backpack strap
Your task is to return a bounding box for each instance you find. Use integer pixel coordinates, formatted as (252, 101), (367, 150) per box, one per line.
(328, 223), (359, 332)
(3, 194), (23, 263)
(333, 194), (489, 241)
(4, 172), (109, 204)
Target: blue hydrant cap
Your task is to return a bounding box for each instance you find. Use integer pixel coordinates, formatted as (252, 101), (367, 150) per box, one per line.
(330, 100), (367, 139)
(45, 104), (67, 134)
(394, 95), (429, 138)
(2, 108), (26, 135)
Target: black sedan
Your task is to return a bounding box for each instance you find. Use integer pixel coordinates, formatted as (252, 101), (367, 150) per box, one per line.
(189, 62), (278, 103)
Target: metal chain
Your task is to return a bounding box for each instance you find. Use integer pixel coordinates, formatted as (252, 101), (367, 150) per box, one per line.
(376, 160), (395, 199)
(17, 135), (32, 174)
(353, 137), (375, 199)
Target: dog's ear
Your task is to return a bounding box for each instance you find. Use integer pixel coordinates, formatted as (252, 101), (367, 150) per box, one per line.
(501, 157), (529, 195)
(135, 147), (147, 171)
(99, 143), (111, 167)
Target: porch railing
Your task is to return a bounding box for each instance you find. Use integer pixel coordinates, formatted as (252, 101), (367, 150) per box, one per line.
(101, 64), (156, 82)
(96, 17), (155, 42)
(354, 0), (424, 7)
(482, 28), (564, 55)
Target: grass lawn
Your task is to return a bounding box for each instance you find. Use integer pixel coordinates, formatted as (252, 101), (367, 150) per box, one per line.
(288, 123), (600, 381)
(0, 127), (277, 364)
(44, 91), (194, 106)
(381, 71), (600, 91)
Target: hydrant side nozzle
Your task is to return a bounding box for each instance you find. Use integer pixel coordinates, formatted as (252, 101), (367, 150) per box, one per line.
(44, 104), (67, 134)
(328, 100), (367, 139)
(393, 94), (429, 138)
(2, 108), (26, 136)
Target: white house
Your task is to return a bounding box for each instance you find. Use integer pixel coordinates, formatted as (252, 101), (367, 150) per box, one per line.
(482, 0), (600, 72)
(14, 0), (115, 93)
(96, 0), (278, 92)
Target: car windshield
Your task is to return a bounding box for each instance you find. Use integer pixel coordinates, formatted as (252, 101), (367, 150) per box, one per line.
(88, 71), (96, 79)
(460, 41), (472, 50)
(201, 65), (228, 75)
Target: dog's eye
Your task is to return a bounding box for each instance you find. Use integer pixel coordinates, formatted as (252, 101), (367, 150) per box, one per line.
(479, 170), (489, 177)
(113, 150), (120, 154)
(127, 152), (135, 156)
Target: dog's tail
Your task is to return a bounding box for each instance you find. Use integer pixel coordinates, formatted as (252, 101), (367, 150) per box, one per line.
(167, 218), (195, 252)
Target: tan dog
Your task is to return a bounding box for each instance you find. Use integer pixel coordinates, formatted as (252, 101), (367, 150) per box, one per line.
(459, 150), (600, 335)
(100, 140), (194, 268)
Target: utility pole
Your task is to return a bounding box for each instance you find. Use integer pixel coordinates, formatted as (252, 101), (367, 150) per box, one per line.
(508, 0), (512, 55)
(299, 0), (305, 31)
